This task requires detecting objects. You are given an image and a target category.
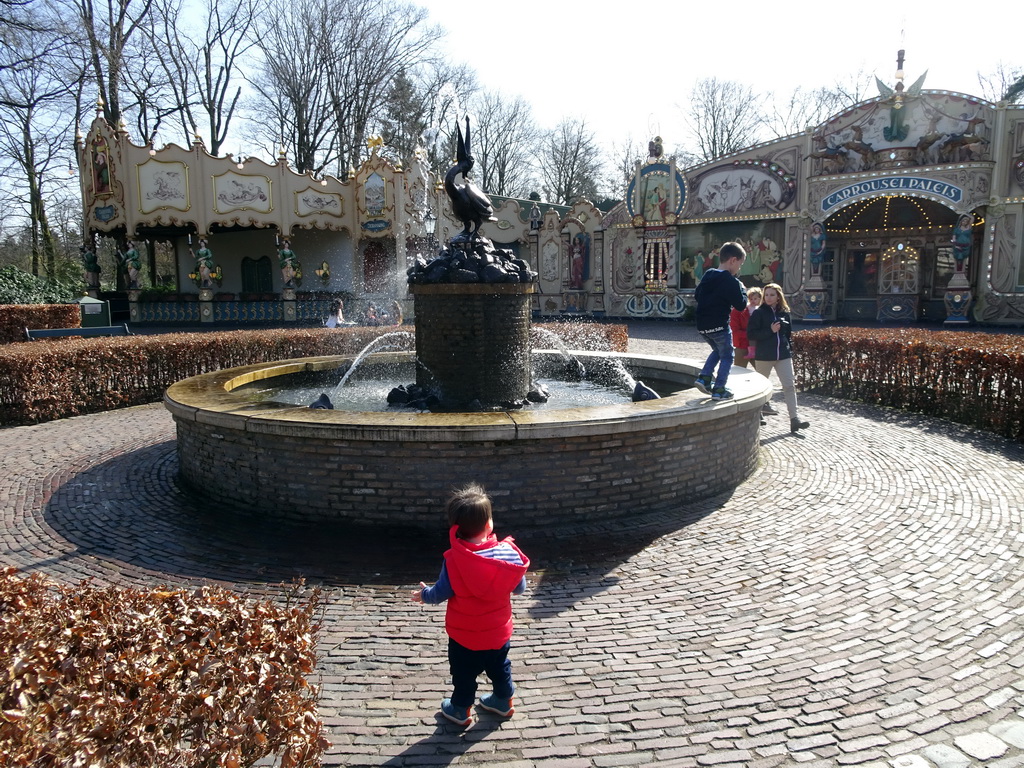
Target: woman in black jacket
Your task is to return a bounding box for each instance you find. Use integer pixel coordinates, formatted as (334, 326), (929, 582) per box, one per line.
(747, 283), (810, 434)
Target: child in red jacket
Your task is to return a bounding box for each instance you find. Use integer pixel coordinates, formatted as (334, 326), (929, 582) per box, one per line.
(412, 484), (530, 726)
(729, 285), (761, 369)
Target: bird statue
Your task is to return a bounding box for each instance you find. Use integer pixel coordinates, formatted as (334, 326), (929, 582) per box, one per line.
(445, 116), (495, 241)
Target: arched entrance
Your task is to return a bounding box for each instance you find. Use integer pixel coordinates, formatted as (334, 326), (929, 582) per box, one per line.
(819, 196), (983, 321)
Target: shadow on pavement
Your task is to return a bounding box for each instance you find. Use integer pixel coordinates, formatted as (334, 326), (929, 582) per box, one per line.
(378, 716), (506, 767)
(41, 440), (729, 600)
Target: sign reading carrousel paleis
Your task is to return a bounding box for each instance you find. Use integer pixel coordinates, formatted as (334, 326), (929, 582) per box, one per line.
(821, 177), (963, 213)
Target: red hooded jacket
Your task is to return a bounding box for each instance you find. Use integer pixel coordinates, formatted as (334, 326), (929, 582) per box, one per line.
(444, 526), (530, 650)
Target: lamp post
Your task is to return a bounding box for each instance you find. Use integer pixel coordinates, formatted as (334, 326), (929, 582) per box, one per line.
(424, 209), (437, 257)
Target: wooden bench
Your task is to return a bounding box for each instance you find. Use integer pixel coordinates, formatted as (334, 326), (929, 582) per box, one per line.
(24, 323), (133, 341)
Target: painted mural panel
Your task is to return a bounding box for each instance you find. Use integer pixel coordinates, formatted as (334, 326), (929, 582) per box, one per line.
(295, 187), (343, 218)
(678, 221), (785, 288)
(625, 163), (686, 225)
(137, 159), (190, 214)
(688, 161), (796, 217)
(212, 171), (272, 213)
(810, 92), (993, 176)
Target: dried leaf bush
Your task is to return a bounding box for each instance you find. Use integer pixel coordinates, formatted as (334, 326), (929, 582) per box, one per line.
(0, 305), (81, 344)
(794, 328), (1024, 441)
(0, 323), (627, 426)
(0, 569), (326, 767)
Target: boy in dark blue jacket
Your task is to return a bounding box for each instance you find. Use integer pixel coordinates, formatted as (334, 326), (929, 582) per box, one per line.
(693, 242), (747, 400)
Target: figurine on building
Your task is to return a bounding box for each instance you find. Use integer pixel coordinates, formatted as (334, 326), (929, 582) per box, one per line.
(81, 244), (101, 288)
(951, 215), (973, 273)
(191, 238), (214, 288)
(529, 202), (542, 230)
(119, 240), (142, 289)
(569, 241), (585, 289)
(279, 239), (300, 288)
(809, 222), (826, 276)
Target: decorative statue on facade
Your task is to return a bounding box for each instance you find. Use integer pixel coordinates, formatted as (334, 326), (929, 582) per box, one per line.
(809, 222), (826, 276)
(445, 116), (495, 242)
(119, 240), (141, 289)
(876, 50), (927, 143)
(569, 241), (585, 289)
(81, 244), (101, 288)
(278, 239), (300, 288)
(951, 214), (973, 273)
(191, 238), (215, 288)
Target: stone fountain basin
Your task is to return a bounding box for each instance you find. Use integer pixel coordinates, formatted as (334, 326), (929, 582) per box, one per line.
(164, 351), (772, 528)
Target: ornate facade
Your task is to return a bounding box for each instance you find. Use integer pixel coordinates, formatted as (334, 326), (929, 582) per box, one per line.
(78, 76), (1024, 326)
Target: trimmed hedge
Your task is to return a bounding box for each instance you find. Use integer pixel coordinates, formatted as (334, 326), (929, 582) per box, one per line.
(794, 327), (1024, 441)
(0, 304), (81, 344)
(0, 323), (628, 426)
(0, 569), (325, 767)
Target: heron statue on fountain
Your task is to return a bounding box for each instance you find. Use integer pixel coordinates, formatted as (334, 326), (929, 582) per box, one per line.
(446, 116), (496, 243)
(407, 115), (537, 285)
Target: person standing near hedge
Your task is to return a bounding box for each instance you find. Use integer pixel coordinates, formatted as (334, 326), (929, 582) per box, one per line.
(747, 283), (809, 434)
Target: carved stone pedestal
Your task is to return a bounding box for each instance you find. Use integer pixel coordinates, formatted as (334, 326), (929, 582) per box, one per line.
(282, 287), (297, 321)
(944, 273), (972, 325)
(128, 289), (142, 323)
(199, 288), (214, 323)
(802, 287), (830, 323)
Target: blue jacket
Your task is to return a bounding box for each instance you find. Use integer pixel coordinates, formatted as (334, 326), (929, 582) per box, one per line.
(694, 269), (747, 332)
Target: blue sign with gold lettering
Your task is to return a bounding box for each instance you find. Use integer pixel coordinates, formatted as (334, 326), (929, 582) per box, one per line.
(822, 177), (963, 212)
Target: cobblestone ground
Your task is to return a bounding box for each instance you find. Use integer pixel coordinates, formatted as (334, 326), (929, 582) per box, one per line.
(2, 321), (1023, 768)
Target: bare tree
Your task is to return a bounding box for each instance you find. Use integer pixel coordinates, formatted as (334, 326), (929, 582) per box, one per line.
(248, 0), (335, 172)
(321, 0), (438, 173)
(538, 118), (602, 205)
(761, 86), (841, 139)
(0, 21), (77, 276)
(470, 90), (538, 198)
(680, 78), (765, 164)
(249, 0), (439, 176)
(604, 135), (647, 200)
(62, 0), (156, 126)
(1, 0), (60, 72)
(120, 24), (181, 144)
(977, 62), (1024, 103)
(149, 0), (266, 155)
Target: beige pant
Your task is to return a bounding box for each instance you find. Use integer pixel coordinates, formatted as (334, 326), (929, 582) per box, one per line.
(733, 347), (751, 368)
(753, 357), (798, 419)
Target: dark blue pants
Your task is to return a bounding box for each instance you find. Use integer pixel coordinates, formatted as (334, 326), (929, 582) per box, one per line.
(698, 327), (735, 390)
(448, 638), (514, 708)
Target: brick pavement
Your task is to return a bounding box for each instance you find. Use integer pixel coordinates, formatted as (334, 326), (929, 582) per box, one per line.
(1, 320), (1023, 767)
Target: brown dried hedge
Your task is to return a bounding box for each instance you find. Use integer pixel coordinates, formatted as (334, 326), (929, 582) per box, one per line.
(0, 323), (628, 426)
(794, 327), (1024, 441)
(0, 568), (325, 767)
(0, 305), (80, 344)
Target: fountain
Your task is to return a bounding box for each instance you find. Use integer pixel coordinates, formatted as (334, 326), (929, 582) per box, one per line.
(163, 116), (772, 528)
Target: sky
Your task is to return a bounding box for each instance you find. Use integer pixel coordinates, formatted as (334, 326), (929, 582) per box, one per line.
(421, 0), (1020, 153)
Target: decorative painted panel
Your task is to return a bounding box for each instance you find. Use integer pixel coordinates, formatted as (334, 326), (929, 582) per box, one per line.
(212, 171), (272, 214)
(137, 159), (190, 214)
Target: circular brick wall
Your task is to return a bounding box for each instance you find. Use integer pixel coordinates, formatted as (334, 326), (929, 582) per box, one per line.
(164, 352), (771, 529)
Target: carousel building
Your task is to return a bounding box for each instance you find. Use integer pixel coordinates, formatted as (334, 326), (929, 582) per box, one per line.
(77, 62), (1024, 326)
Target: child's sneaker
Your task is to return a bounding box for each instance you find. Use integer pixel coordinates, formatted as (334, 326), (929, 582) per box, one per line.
(439, 698), (472, 726)
(711, 386), (734, 400)
(693, 375), (712, 395)
(479, 694), (515, 717)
